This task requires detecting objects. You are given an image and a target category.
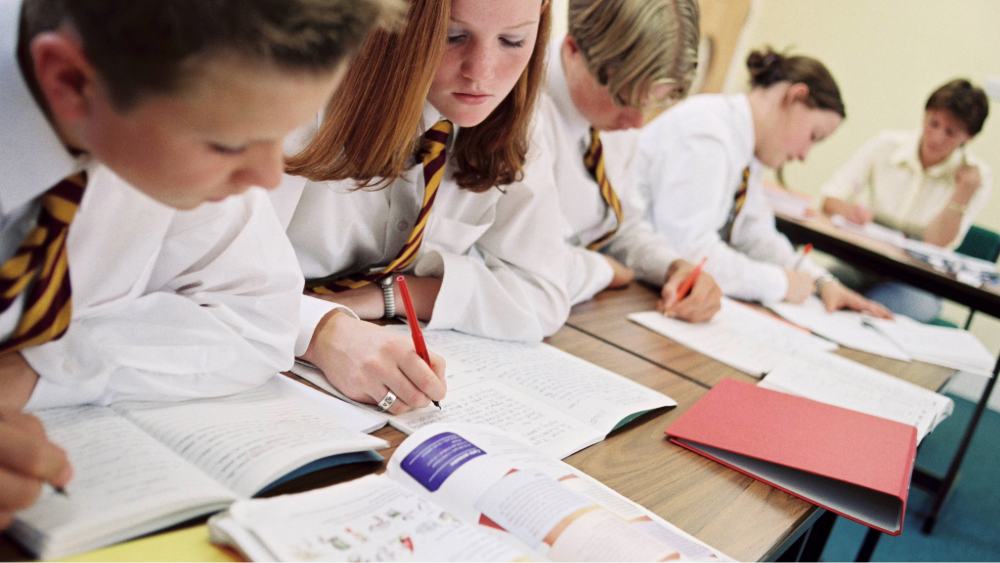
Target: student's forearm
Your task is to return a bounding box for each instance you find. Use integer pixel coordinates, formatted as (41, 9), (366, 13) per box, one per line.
(395, 275), (441, 321)
(922, 207), (963, 247)
(0, 353), (40, 411)
(822, 196), (852, 217)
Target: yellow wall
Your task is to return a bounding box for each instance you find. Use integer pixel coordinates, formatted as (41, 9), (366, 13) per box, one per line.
(727, 0), (1000, 228)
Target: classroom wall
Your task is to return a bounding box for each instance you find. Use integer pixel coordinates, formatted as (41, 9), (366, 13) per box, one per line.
(725, 0), (1000, 405)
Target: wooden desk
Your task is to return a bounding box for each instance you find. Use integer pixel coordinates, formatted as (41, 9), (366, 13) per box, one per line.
(0, 325), (816, 562)
(776, 212), (1000, 534)
(567, 283), (955, 393)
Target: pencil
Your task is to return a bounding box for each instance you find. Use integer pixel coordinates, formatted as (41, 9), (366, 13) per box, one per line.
(675, 257), (708, 302)
(396, 276), (441, 409)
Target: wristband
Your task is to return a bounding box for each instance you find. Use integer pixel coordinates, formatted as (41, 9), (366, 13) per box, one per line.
(814, 273), (837, 295)
(380, 276), (396, 318)
(946, 200), (968, 214)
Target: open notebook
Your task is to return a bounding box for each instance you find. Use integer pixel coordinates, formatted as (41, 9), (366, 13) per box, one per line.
(628, 297), (837, 377)
(210, 423), (730, 561)
(10, 377), (388, 560)
(294, 328), (676, 459)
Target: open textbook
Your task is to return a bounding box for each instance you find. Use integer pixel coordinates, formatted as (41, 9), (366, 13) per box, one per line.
(10, 377), (389, 560)
(866, 315), (996, 376)
(769, 297), (911, 361)
(628, 297), (837, 377)
(759, 350), (953, 444)
(294, 329), (675, 459)
(210, 423), (729, 562)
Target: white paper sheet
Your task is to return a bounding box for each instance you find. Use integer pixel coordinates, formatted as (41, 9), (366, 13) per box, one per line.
(629, 298), (837, 377)
(866, 316), (996, 376)
(759, 350), (953, 443)
(770, 297), (911, 361)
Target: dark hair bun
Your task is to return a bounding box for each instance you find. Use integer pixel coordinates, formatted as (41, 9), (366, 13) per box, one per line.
(747, 48), (786, 87)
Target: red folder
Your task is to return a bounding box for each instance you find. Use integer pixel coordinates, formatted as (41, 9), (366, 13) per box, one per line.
(666, 378), (917, 535)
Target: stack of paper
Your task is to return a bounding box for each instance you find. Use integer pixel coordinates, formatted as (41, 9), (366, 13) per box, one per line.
(769, 297), (911, 361)
(759, 350), (953, 444)
(629, 297), (837, 377)
(831, 215), (907, 246)
(867, 316), (996, 376)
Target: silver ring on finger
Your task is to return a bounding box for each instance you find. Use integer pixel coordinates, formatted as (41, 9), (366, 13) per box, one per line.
(376, 390), (397, 412)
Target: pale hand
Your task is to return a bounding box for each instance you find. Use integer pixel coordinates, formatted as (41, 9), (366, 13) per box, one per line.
(658, 260), (722, 322)
(603, 255), (635, 289)
(818, 280), (894, 319)
(0, 410), (72, 529)
(844, 204), (874, 225)
(783, 270), (816, 303)
(953, 164), (981, 205)
(301, 311), (447, 414)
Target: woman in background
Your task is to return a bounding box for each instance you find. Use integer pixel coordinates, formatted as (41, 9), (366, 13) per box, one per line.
(821, 79), (991, 321)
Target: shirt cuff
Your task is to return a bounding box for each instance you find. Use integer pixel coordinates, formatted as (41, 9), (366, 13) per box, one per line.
(634, 248), (679, 288)
(297, 294), (357, 357)
(417, 251), (471, 331)
(757, 264), (790, 305)
(24, 373), (107, 411)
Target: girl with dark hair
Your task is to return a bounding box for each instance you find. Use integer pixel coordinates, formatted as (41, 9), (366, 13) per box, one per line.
(272, 0), (568, 414)
(638, 48), (890, 316)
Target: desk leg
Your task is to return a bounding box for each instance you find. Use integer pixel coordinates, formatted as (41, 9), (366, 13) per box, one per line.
(854, 529), (881, 562)
(921, 352), (1000, 534)
(799, 511), (837, 562)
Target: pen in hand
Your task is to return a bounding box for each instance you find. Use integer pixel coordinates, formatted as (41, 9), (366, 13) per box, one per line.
(674, 257), (708, 303)
(793, 243), (813, 271)
(396, 276), (442, 410)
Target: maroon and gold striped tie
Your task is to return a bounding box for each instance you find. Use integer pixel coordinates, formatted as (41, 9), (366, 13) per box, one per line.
(0, 172), (87, 356)
(311, 120), (454, 293)
(583, 128), (624, 250)
(719, 166), (751, 244)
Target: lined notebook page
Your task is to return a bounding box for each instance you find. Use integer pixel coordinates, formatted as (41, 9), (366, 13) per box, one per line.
(759, 351), (953, 443)
(414, 329), (675, 434)
(14, 407), (233, 559)
(113, 377), (386, 496)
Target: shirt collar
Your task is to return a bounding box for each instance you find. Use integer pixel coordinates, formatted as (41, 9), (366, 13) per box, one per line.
(545, 37), (592, 145)
(888, 129), (964, 178)
(0, 0), (79, 215)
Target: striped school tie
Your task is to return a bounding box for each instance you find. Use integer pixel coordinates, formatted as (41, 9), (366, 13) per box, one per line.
(719, 166), (751, 244)
(0, 172), (87, 356)
(583, 128), (624, 251)
(310, 120), (454, 293)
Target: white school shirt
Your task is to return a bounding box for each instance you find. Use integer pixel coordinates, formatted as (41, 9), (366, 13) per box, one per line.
(540, 40), (680, 305)
(21, 167), (303, 410)
(820, 130), (992, 249)
(277, 104), (570, 343)
(639, 93), (826, 304)
(0, 0), (84, 342)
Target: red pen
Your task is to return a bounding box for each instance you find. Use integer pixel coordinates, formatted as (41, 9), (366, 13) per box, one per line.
(674, 257), (708, 303)
(794, 243), (813, 271)
(396, 276), (441, 409)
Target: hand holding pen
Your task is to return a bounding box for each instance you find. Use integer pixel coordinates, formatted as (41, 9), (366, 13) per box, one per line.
(397, 276), (444, 409)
